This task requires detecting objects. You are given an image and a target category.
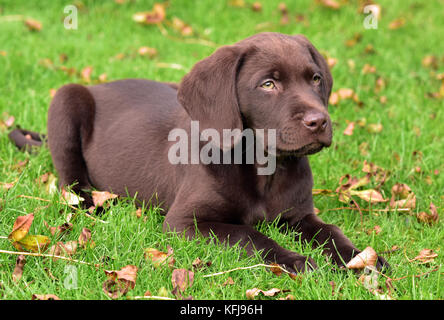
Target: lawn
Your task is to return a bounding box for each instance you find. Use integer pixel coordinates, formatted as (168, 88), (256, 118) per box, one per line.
(0, 0), (442, 300)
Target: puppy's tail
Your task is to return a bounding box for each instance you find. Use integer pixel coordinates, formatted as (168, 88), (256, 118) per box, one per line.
(8, 128), (46, 152)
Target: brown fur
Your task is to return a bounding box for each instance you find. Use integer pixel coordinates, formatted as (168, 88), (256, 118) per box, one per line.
(45, 33), (388, 273)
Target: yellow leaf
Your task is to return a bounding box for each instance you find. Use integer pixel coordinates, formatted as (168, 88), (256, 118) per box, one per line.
(9, 213), (34, 242)
(13, 234), (51, 253)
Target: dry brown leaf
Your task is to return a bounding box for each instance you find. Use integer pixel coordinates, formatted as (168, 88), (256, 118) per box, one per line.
(362, 63), (377, 74)
(388, 17), (405, 30)
(103, 265), (138, 299)
(133, 3), (166, 25)
(31, 294), (61, 300)
(12, 255), (26, 282)
(422, 55), (438, 69)
(92, 190), (118, 207)
(270, 263), (283, 276)
(61, 188), (84, 205)
(24, 19), (42, 31)
(144, 246), (175, 268)
(367, 123), (383, 133)
(343, 121), (355, 136)
(390, 183), (416, 210)
(81, 66), (93, 83)
(413, 249), (437, 264)
(171, 17), (193, 36)
(191, 257), (212, 270)
(346, 247), (378, 269)
(78, 228), (95, 249)
(246, 287), (285, 300)
(251, 2), (262, 12)
(337, 88), (355, 99)
(417, 202), (439, 224)
(171, 268), (194, 298)
(329, 91), (339, 105)
(9, 213), (34, 242)
(350, 189), (387, 203)
(222, 277), (235, 286)
(48, 241), (78, 260)
(44, 221), (73, 238)
(138, 46), (158, 58)
(317, 0), (340, 10)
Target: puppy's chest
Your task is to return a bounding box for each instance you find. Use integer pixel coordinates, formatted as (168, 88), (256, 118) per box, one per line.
(241, 181), (313, 225)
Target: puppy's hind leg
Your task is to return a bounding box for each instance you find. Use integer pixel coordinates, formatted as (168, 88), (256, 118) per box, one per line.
(47, 84), (95, 207)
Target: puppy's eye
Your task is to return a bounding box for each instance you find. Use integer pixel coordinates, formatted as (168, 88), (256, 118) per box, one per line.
(312, 74), (322, 85)
(260, 80), (276, 90)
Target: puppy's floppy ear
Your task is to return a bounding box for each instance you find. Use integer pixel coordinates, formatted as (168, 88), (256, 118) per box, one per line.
(178, 45), (247, 148)
(293, 35), (333, 105)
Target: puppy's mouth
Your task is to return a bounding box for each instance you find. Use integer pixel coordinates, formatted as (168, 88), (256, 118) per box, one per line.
(277, 142), (325, 157)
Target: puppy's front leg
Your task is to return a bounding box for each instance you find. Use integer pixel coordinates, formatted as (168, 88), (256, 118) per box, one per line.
(164, 215), (316, 274)
(295, 214), (389, 270)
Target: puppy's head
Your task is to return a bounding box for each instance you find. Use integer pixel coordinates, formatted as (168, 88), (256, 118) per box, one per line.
(178, 32), (333, 156)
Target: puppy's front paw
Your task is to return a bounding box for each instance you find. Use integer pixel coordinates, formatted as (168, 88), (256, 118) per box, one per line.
(276, 252), (318, 274)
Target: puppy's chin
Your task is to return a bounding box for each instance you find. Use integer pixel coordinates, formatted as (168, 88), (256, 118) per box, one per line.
(277, 142), (326, 157)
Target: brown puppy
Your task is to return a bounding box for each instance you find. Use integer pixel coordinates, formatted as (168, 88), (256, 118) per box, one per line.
(47, 33), (388, 273)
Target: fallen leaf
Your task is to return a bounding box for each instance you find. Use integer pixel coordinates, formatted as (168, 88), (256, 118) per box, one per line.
(367, 123), (383, 133)
(103, 265), (138, 299)
(390, 183), (416, 210)
(171, 17), (193, 36)
(48, 241), (78, 260)
(278, 3), (289, 25)
(343, 121), (355, 136)
(144, 246), (175, 268)
(317, 0), (340, 10)
(388, 17), (405, 30)
(229, 0), (245, 7)
(81, 66), (93, 83)
(171, 268), (194, 298)
(246, 287), (285, 300)
(269, 263), (283, 276)
(422, 55), (438, 70)
(326, 56), (337, 69)
(222, 277), (235, 286)
(61, 188), (84, 205)
(329, 92), (339, 105)
(12, 255), (26, 282)
(24, 19), (42, 31)
(350, 189), (387, 203)
(44, 221), (73, 238)
(31, 294), (61, 300)
(191, 257), (212, 270)
(92, 190), (118, 207)
(345, 33), (362, 47)
(362, 63), (377, 74)
(251, 2), (262, 12)
(417, 202), (439, 224)
(346, 247), (378, 269)
(133, 3), (166, 25)
(9, 213), (34, 242)
(12, 234), (51, 253)
(413, 249), (437, 264)
(78, 228), (95, 249)
(138, 46), (158, 58)
(338, 88), (355, 99)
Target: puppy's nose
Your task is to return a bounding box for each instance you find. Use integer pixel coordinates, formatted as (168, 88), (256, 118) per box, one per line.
(302, 112), (328, 133)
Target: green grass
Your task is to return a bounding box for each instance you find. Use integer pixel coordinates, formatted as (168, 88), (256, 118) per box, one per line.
(0, 0), (442, 300)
